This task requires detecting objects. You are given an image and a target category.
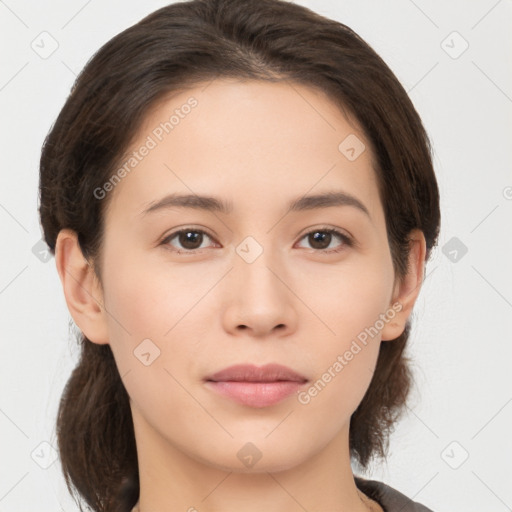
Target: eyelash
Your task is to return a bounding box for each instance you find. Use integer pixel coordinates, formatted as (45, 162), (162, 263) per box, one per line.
(160, 226), (354, 255)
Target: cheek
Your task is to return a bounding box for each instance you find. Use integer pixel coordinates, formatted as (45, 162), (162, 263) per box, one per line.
(100, 251), (219, 383)
(296, 346), (378, 447)
(296, 270), (388, 429)
(103, 250), (213, 339)
(99, 255), (210, 425)
(297, 251), (394, 340)
(294, 252), (393, 412)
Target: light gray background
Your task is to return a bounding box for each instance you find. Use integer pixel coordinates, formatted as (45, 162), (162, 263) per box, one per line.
(1, 1), (511, 511)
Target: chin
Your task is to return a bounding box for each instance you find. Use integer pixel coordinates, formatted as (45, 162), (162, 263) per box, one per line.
(195, 441), (310, 475)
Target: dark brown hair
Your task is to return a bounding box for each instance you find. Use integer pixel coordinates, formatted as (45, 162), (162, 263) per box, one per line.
(38, 0), (440, 510)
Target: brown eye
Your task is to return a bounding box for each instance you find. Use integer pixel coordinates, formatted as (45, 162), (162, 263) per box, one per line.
(308, 231), (333, 250)
(162, 229), (216, 253)
(297, 228), (353, 253)
(178, 231), (204, 249)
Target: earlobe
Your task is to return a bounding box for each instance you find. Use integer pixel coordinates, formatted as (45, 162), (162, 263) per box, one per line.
(381, 229), (427, 341)
(55, 229), (110, 345)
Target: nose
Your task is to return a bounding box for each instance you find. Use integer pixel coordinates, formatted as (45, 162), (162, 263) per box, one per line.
(221, 249), (298, 339)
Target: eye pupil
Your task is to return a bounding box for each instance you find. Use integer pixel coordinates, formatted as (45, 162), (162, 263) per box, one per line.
(309, 231), (331, 249)
(179, 231), (202, 249)
(165, 228), (347, 254)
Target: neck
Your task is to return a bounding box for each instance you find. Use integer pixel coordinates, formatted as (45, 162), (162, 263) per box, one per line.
(131, 406), (378, 512)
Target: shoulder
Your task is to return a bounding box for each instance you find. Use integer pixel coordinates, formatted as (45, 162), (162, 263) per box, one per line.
(355, 476), (436, 512)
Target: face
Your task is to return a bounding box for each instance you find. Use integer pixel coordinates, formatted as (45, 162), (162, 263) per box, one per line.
(92, 78), (400, 473)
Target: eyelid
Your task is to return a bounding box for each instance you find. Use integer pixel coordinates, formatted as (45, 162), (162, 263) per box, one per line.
(160, 225), (219, 251)
(295, 225), (354, 253)
(296, 224), (353, 242)
(160, 225), (355, 254)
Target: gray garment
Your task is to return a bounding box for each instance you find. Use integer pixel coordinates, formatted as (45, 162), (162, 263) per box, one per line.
(355, 477), (435, 512)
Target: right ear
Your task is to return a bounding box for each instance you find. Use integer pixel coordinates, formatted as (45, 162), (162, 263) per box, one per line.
(54, 229), (109, 345)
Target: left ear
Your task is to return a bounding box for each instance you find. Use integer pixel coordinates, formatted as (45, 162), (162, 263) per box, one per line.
(381, 229), (427, 341)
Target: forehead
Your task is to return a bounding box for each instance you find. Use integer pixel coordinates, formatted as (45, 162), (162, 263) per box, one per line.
(104, 78), (382, 224)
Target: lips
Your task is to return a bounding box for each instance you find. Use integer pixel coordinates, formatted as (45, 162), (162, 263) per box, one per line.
(204, 364), (308, 408)
(206, 363), (308, 383)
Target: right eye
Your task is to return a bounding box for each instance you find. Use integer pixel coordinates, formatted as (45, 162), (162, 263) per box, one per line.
(160, 228), (219, 254)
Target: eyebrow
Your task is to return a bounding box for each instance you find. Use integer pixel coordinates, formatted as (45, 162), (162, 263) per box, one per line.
(140, 191), (370, 218)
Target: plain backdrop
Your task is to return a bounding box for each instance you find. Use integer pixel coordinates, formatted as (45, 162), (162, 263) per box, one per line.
(1, 1), (511, 511)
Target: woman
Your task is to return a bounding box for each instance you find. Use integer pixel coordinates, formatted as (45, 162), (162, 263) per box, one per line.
(38, 0), (440, 510)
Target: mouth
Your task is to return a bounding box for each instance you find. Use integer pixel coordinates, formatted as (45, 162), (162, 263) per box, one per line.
(204, 363), (308, 408)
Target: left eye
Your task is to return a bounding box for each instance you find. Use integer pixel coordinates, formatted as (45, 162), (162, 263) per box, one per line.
(296, 228), (353, 253)
(161, 228), (353, 254)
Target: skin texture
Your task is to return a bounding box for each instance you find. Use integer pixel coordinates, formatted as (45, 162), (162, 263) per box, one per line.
(55, 78), (426, 512)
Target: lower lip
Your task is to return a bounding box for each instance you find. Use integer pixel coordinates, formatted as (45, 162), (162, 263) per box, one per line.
(205, 380), (306, 408)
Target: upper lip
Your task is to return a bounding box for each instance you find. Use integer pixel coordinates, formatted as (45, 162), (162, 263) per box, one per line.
(206, 363), (308, 383)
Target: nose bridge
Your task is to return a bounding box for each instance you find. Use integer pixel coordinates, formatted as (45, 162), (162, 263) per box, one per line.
(223, 232), (297, 335)
(234, 233), (284, 295)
